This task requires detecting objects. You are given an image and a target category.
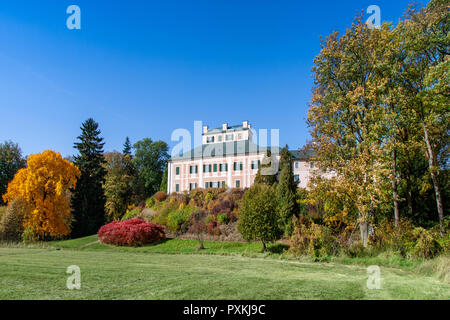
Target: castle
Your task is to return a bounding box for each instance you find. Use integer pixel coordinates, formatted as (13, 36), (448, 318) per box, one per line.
(167, 121), (314, 193)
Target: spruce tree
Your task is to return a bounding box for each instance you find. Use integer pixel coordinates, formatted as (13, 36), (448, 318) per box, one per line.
(71, 118), (107, 237)
(123, 137), (132, 156)
(276, 146), (299, 236)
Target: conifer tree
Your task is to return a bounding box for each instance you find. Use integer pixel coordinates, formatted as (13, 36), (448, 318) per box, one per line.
(123, 137), (132, 156)
(276, 146), (299, 236)
(71, 118), (107, 237)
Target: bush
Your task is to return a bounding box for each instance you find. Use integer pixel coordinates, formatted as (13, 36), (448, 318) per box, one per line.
(98, 218), (165, 246)
(289, 217), (338, 259)
(145, 197), (156, 208)
(167, 206), (197, 233)
(154, 191), (167, 202)
(237, 184), (281, 251)
(0, 198), (30, 241)
(121, 208), (141, 221)
(217, 213), (230, 225)
(411, 227), (442, 259)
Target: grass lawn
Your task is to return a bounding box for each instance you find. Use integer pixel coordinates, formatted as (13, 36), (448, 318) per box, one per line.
(0, 236), (449, 300)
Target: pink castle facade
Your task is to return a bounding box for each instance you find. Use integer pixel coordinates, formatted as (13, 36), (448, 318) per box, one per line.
(167, 121), (315, 193)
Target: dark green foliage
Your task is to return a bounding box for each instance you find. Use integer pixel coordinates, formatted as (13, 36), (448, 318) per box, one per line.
(276, 146), (299, 236)
(254, 150), (277, 185)
(132, 138), (169, 200)
(71, 118), (107, 237)
(160, 167), (168, 192)
(0, 141), (26, 206)
(238, 184), (282, 251)
(123, 137), (132, 156)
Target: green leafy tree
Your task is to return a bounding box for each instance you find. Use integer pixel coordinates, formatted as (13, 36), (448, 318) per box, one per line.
(396, 0), (449, 235)
(132, 138), (169, 200)
(238, 184), (282, 251)
(71, 118), (107, 237)
(0, 141), (26, 205)
(103, 151), (133, 221)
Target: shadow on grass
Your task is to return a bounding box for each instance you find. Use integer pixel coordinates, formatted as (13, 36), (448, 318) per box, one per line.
(267, 243), (290, 254)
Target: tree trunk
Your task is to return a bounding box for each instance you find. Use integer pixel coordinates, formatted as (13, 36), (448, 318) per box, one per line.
(262, 241), (267, 252)
(422, 121), (445, 236)
(391, 147), (400, 228)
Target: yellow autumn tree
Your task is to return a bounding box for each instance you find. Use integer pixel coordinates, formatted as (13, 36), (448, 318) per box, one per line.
(2, 150), (80, 239)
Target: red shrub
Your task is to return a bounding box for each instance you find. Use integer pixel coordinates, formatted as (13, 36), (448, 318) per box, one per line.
(154, 191), (167, 202)
(98, 218), (165, 246)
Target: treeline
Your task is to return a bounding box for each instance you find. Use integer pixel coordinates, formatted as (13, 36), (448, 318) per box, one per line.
(0, 118), (169, 240)
(306, 0), (448, 243)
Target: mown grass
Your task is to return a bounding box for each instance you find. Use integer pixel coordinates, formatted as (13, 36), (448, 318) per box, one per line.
(1, 245), (449, 300)
(49, 235), (288, 258)
(1, 235), (449, 299)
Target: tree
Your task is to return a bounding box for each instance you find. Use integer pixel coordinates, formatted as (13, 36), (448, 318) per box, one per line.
(132, 138), (169, 200)
(103, 151), (133, 221)
(276, 146), (299, 236)
(238, 184), (282, 251)
(160, 166), (168, 192)
(0, 141), (26, 206)
(0, 197), (30, 241)
(189, 210), (208, 250)
(307, 17), (390, 247)
(254, 150), (277, 185)
(123, 137), (132, 156)
(397, 0), (449, 235)
(71, 118), (107, 237)
(2, 150), (80, 239)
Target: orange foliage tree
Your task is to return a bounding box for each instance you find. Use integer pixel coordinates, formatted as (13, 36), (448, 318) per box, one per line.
(2, 150), (80, 239)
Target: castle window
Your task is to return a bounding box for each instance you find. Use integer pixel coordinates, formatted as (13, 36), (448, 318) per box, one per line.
(294, 175), (300, 183)
(207, 136), (215, 143)
(225, 134), (233, 141)
(176, 167), (180, 175)
(236, 180), (240, 188)
(295, 162), (299, 169)
(213, 164), (218, 172)
(175, 184), (179, 192)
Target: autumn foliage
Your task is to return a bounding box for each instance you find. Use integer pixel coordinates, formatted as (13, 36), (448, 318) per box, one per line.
(98, 218), (165, 246)
(2, 150), (80, 239)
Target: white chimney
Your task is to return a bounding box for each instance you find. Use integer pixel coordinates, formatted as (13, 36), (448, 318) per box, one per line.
(203, 125), (208, 134)
(222, 123), (228, 131)
(242, 120), (249, 128)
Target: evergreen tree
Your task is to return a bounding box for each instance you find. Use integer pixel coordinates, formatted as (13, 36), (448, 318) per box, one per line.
(71, 118), (107, 237)
(123, 137), (132, 156)
(276, 146), (299, 236)
(254, 150), (277, 185)
(0, 141), (26, 206)
(160, 166), (168, 192)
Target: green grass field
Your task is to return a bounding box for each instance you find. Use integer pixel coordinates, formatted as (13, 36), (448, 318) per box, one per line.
(0, 236), (449, 300)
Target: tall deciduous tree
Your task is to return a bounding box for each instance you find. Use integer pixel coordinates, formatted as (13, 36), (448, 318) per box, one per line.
(71, 118), (107, 237)
(307, 17), (390, 247)
(132, 138), (169, 200)
(0, 141), (26, 205)
(3, 150), (80, 239)
(103, 151), (133, 221)
(397, 0), (449, 235)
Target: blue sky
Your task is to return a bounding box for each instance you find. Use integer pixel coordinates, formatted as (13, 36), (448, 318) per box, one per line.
(0, 0), (418, 157)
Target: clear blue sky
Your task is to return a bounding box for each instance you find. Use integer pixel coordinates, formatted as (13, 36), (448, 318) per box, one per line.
(0, 0), (418, 157)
